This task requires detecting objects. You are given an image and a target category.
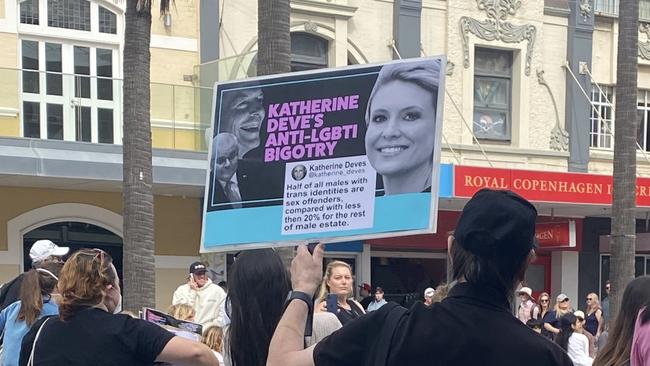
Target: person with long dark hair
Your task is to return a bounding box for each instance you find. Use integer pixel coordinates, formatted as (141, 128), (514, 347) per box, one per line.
(268, 189), (573, 366)
(0, 262), (62, 366)
(224, 248), (290, 366)
(595, 276), (650, 366)
(631, 297), (650, 366)
(554, 313), (593, 366)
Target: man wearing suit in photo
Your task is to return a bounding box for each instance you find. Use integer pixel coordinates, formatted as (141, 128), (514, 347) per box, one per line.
(212, 133), (243, 209)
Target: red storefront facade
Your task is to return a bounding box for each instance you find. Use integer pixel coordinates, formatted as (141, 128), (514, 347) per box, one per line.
(353, 165), (650, 306)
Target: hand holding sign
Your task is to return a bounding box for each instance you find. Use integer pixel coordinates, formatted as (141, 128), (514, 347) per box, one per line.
(291, 243), (324, 296)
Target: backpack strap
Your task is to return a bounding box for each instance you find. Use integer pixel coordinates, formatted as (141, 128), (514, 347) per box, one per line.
(27, 317), (51, 366)
(374, 302), (408, 366)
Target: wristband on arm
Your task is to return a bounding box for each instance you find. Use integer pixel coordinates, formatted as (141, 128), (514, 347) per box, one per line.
(284, 291), (314, 336)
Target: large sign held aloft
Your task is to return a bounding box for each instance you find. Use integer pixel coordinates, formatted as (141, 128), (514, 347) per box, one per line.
(201, 57), (446, 252)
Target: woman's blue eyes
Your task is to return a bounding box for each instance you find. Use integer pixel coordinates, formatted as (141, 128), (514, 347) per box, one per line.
(371, 111), (421, 123)
(372, 115), (387, 123)
(404, 112), (421, 121)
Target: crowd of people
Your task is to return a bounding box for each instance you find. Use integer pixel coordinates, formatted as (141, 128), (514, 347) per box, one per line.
(0, 189), (649, 365)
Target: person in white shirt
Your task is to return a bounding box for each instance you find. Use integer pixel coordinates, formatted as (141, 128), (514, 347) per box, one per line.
(555, 312), (593, 366)
(366, 287), (387, 312)
(424, 287), (435, 307)
(172, 262), (227, 329)
(517, 287), (539, 323)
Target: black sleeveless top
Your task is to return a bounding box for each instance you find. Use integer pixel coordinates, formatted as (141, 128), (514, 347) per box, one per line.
(335, 299), (365, 325)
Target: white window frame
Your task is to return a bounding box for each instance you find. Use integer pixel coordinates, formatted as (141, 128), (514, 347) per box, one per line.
(17, 0), (123, 144)
(589, 85), (614, 150)
(594, 0), (618, 16)
(638, 90), (650, 151)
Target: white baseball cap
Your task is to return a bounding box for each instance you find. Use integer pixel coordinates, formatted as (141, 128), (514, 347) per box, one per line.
(29, 240), (69, 263)
(518, 287), (533, 298)
(424, 287), (435, 298)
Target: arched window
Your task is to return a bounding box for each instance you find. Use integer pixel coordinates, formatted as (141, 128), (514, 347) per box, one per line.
(290, 32), (328, 71)
(19, 0), (122, 143)
(247, 32), (329, 76)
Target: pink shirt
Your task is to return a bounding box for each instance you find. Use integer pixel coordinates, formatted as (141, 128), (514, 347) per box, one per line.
(631, 308), (650, 366)
(518, 299), (538, 323)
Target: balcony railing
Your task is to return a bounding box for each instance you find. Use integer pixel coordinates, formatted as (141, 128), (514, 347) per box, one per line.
(0, 67), (217, 152)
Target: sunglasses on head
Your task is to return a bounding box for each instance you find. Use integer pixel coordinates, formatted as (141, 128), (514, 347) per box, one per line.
(78, 248), (107, 262)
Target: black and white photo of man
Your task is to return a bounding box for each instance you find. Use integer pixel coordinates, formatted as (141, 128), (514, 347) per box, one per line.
(219, 88), (265, 158)
(212, 133), (243, 208)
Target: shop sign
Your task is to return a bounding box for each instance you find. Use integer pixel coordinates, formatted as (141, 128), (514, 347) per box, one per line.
(535, 221), (576, 248)
(454, 165), (650, 207)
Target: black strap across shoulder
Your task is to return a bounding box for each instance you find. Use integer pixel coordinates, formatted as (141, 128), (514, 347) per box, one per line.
(373, 302), (408, 366)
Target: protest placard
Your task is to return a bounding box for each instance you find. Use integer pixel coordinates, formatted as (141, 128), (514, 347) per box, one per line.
(202, 57), (446, 252)
(142, 307), (203, 341)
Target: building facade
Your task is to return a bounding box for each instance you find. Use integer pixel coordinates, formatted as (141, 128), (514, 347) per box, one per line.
(0, 0), (649, 310)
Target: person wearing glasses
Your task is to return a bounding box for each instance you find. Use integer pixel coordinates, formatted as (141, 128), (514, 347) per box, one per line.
(601, 280), (611, 324)
(554, 313), (593, 366)
(517, 287), (539, 324)
(584, 293), (603, 339)
(212, 133), (243, 209)
(537, 292), (553, 339)
(544, 293), (573, 336)
(18, 249), (218, 366)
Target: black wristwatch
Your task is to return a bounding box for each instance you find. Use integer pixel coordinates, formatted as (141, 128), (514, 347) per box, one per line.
(285, 291), (314, 336)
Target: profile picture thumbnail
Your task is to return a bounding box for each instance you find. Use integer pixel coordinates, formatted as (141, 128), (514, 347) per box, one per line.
(291, 164), (307, 181)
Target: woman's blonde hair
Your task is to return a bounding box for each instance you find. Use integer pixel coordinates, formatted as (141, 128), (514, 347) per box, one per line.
(167, 303), (196, 321)
(58, 249), (116, 321)
(316, 260), (353, 303)
(553, 298), (571, 319)
(587, 292), (601, 311)
(202, 325), (224, 352)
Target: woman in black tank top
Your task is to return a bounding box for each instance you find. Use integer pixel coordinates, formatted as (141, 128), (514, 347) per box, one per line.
(335, 299), (365, 325)
(315, 260), (366, 325)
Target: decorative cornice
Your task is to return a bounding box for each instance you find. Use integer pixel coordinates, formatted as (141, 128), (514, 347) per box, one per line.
(290, 0), (358, 19)
(460, 0), (537, 76)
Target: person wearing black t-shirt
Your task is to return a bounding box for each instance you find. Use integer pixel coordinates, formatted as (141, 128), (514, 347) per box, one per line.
(267, 189), (573, 366)
(19, 249), (217, 366)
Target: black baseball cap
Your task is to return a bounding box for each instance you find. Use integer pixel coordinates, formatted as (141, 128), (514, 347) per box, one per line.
(454, 189), (537, 261)
(189, 261), (208, 274)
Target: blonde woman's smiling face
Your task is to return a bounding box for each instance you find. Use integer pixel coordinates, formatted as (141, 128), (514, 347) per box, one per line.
(365, 80), (436, 178)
